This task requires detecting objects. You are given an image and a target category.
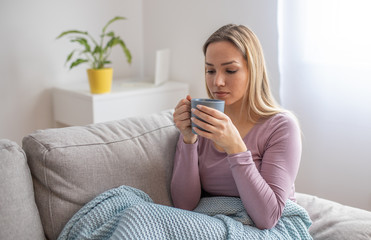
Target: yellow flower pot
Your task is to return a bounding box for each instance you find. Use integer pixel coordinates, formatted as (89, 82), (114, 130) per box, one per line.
(87, 68), (113, 94)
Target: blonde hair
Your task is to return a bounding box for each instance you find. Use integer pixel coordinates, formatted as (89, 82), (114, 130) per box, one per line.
(203, 24), (283, 123)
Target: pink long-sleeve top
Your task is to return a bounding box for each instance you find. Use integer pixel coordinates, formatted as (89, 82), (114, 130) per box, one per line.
(170, 112), (302, 229)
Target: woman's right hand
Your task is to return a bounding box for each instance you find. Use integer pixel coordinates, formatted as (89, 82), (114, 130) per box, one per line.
(173, 95), (197, 144)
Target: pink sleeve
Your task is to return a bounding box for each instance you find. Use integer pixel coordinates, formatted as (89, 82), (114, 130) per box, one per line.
(170, 135), (201, 210)
(228, 115), (301, 229)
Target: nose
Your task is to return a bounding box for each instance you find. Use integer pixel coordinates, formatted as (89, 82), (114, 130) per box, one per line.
(214, 72), (225, 87)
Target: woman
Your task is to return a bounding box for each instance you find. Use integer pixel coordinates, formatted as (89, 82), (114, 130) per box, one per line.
(171, 24), (302, 230)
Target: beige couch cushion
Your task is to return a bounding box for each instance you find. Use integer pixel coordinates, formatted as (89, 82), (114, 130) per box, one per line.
(0, 139), (44, 240)
(296, 192), (371, 240)
(22, 110), (178, 240)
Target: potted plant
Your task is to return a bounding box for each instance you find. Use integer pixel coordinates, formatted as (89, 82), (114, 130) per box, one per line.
(57, 16), (132, 94)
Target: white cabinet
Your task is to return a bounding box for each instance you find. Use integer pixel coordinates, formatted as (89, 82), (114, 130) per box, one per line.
(52, 80), (189, 126)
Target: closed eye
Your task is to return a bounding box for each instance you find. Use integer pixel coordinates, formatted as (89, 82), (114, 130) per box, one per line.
(206, 70), (216, 74)
(226, 70), (238, 74)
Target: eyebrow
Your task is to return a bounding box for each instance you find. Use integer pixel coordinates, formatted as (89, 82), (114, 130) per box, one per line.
(205, 60), (238, 66)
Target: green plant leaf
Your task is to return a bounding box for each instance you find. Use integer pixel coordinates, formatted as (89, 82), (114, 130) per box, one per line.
(92, 46), (101, 54)
(92, 46), (99, 52)
(65, 50), (75, 64)
(102, 16), (126, 34)
(105, 31), (115, 37)
(70, 59), (88, 69)
(56, 30), (88, 39)
(118, 39), (132, 64)
(71, 37), (91, 52)
(105, 36), (120, 49)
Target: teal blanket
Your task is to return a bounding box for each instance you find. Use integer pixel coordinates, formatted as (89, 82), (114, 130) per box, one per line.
(58, 185), (312, 240)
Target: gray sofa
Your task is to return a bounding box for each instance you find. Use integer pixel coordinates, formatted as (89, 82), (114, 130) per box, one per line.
(1, 110), (371, 240)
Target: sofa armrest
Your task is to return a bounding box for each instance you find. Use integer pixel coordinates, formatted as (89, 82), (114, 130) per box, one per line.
(22, 110), (179, 240)
(296, 192), (371, 240)
(0, 139), (44, 240)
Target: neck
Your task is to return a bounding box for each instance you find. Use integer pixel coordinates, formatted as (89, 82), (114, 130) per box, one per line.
(224, 99), (250, 125)
(223, 100), (256, 140)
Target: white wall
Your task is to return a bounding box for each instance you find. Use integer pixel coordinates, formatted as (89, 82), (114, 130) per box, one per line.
(0, 0), (143, 145)
(142, 0), (280, 101)
(279, 1), (371, 211)
(281, 63), (371, 211)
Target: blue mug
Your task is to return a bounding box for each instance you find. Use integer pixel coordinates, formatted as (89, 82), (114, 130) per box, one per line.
(191, 98), (225, 134)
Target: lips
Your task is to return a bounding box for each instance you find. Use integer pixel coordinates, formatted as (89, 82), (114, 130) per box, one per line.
(213, 91), (229, 98)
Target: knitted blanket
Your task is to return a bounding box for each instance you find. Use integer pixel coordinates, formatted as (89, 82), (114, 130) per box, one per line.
(58, 185), (312, 240)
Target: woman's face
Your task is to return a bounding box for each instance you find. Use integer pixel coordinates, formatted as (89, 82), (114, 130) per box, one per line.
(205, 41), (249, 107)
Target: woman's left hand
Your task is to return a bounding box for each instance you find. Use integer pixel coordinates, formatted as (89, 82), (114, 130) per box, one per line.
(191, 105), (247, 154)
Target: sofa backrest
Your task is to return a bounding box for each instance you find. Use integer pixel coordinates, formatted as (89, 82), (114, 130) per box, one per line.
(0, 139), (44, 240)
(22, 110), (179, 240)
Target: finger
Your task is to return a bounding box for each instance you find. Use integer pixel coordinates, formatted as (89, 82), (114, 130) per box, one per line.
(192, 125), (213, 138)
(175, 116), (193, 131)
(191, 116), (216, 133)
(195, 105), (224, 118)
(174, 110), (191, 122)
(175, 104), (191, 117)
(175, 98), (191, 111)
(174, 99), (186, 110)
(191, 108), (221, 127)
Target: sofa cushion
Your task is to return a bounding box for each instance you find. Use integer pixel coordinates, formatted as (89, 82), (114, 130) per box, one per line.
(0, 139), (44, 240)
(296, 192), (371, 240)
(22, 110), (179, 240)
